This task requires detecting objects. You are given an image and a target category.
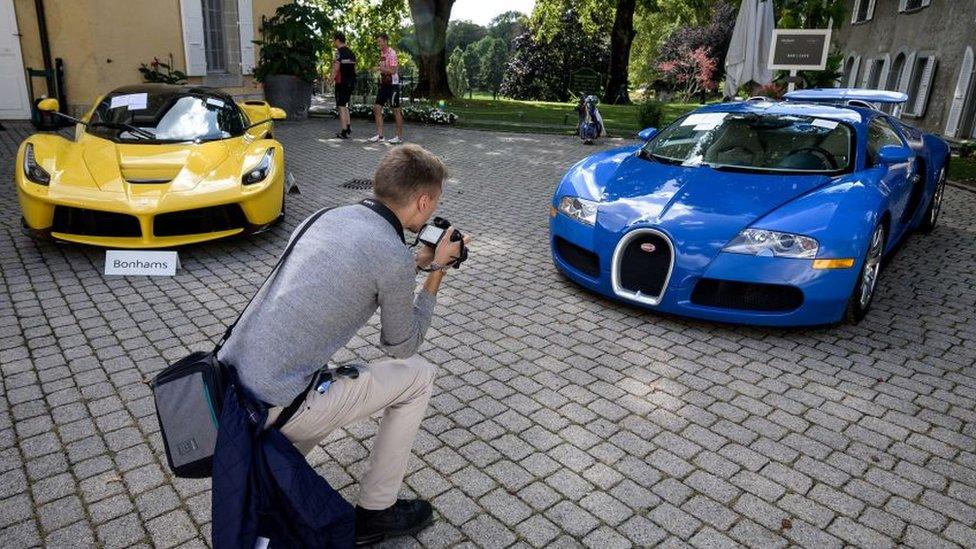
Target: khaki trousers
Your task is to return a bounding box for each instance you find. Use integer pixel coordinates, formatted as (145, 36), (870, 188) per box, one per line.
(265, 355), (436, 510)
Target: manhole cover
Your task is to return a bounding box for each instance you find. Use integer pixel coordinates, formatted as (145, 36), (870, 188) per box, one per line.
(340, 178), (373, 190)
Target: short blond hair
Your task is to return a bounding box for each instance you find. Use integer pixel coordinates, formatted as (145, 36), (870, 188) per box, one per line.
(373, 144), (448, 206)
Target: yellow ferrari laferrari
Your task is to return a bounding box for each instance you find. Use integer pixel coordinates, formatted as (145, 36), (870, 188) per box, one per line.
(16, 84), (288, 248)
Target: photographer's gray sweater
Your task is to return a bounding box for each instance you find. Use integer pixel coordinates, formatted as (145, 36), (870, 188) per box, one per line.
(218, 204), (436, 406)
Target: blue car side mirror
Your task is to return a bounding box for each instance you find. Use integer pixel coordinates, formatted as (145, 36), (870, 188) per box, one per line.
(877, 144), (913, 164)
(638, 127), (658, 142)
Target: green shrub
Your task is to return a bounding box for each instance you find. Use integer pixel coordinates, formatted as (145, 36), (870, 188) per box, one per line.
(637, 100), (664, 130)
(960, 141), (976, 159)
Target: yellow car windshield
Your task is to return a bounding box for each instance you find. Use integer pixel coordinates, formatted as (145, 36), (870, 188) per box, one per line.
(88, 90), (246, 143)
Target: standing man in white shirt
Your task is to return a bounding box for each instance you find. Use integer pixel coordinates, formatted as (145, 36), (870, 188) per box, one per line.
(369, 33), (405, 144)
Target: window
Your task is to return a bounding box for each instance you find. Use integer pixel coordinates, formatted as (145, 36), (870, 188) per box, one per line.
(863, 58), (886, 89)
(845, 56), (862, 88)
(866, 118), (904, 167)
(852, 0), (876, 23)
(899, 0), (931, 12)
(843, 56), (857, 87)
(202, 0), (227, 73)
(904, 54), (937, 117)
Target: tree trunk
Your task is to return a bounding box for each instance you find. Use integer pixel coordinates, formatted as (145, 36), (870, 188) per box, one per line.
(603, 0), (637, 105)
(408, 0), (455, 99)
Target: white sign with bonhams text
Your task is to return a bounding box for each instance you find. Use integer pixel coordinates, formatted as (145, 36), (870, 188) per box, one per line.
(104, 250), (180, 276)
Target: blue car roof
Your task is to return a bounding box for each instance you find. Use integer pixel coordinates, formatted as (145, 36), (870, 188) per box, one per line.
(784, 88), (909, 104)
(691, 100), (869, 126)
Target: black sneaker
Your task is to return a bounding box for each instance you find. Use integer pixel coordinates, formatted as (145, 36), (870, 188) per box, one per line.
(336, 130), (349, 139)
(354, 499), (434, 546)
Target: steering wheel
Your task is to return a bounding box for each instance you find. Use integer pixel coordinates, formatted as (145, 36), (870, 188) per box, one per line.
(714, 145), (757, 161)
(789, 147), (838, 169)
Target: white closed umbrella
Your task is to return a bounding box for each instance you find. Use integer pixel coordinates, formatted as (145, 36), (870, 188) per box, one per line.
(724, 0), (776, 99)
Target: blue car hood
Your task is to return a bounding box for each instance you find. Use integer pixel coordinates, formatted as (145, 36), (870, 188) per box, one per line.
(567, 147), (833, 279)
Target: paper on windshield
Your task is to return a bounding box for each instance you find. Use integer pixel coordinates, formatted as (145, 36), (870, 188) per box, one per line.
(681, 112), (728, 131)
(109, 93), (148, 111)
(811, 119), (839, 130)
(206, 98), (226, 108)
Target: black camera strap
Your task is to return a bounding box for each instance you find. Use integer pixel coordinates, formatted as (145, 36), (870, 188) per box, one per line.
(359, 198), (405, 244)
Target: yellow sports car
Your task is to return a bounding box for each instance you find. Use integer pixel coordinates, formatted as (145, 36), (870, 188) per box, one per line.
(16, 84), (287, 248)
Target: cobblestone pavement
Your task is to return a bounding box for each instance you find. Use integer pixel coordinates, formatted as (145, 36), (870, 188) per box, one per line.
(1, 118), (976, 549)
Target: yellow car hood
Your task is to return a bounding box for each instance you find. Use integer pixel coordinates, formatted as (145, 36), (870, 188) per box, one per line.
(81, 137), (232, 192)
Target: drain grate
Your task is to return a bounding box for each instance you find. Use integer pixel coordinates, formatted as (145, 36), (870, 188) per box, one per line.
(340, 178), (373, 190)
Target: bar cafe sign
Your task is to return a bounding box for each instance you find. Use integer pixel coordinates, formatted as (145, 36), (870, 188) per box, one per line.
(768, 28), (832, 71)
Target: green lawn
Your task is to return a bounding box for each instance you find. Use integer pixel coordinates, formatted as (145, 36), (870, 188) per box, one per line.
(949, 156), (976, 184)
(431, 92), (698, 136)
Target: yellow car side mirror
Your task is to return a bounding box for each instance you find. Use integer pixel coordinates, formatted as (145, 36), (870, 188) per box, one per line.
(270, 107), (287, 120)
(38, 98), (60, 112)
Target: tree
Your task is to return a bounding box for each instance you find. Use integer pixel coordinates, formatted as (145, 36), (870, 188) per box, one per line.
(447, 46), (469, 97)
(408, 0), (456, 99)
(461, 42), (484, 97)
(500, 9), (610, 102)
(487, 11), (527, 49)
(446, 20), (487, 55)
(654, 1), (734, 95)
(478, 37), (508, 99)
(604, 0), (638, 104)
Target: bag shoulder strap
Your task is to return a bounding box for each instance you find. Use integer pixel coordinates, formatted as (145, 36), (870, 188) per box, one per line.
(214, 207), (333, 352)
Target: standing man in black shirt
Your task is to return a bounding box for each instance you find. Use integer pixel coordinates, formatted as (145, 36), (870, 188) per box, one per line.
(331, 32), (357, 139)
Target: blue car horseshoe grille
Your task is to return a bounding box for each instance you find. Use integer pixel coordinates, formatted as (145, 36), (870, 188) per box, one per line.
(611, 228), (674, 306)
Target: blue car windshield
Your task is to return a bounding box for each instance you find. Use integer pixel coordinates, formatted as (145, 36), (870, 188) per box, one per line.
(87, 91), (246, 143)
(643, 113), (853, 174)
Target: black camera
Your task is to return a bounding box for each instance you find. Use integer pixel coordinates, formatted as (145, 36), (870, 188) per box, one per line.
(417, 217), (468, 269)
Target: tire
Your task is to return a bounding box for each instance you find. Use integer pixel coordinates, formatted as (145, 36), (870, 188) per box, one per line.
(917, 166), (946, 233)
(844, 223), (886, 324)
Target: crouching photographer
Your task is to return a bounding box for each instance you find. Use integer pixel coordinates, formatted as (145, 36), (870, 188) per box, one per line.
(217, 144), (469, 545)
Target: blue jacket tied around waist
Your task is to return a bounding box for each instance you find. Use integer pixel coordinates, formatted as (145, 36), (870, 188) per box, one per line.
(211, 366), (354, 548)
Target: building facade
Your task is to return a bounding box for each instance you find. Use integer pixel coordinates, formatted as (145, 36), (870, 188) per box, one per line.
(833, 0), (976, 140)
(0, 0), (289, 119)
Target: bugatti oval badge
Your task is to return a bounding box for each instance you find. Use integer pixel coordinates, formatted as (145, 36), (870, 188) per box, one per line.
(640, 243), (657, 253)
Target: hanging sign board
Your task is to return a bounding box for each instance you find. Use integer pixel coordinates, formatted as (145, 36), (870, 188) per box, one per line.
(768, 29), (832, 71)
(105, 250), (180, 276)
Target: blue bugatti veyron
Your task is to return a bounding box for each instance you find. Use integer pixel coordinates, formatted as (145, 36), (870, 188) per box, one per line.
(549, 89), (950, 326)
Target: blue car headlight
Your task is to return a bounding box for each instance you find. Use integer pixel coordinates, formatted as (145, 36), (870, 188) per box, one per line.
(723, 228), (819, 259)
(242, 148), (275, 185)
(557, 196), (599, 225)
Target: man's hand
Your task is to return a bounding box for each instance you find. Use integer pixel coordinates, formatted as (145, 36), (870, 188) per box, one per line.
(432, 226), (463, 268)
(415, 246), (434, 270)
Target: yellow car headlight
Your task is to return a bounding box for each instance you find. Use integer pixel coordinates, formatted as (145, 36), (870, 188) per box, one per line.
(23, 143), (51, 185)
(242, 148), (275, 185)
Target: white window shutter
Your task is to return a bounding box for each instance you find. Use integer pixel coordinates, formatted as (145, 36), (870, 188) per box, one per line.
(867, 0), (876, 19)
(851, 0), (861, 23)
(913, 57), (936, 117)
(180, 0), (207, 76)
(849, 56), (861, 87)
(946, 48), (974, 137)
(898, 0), (907, 12)
(238, 0), (255, 75)
(899, 52), (916, 94)
(861, 59), (873, 88)
(922, 0), (931, 6)
(877, 54), (891, 90)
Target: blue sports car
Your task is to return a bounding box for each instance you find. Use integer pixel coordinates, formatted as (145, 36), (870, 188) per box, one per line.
(549, 89), (950, 326)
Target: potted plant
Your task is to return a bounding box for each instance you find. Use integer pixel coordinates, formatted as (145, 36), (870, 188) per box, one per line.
(253, 3), (332, 120)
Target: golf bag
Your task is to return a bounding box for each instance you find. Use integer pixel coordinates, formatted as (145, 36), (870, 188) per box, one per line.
(577, 95), (605, 144)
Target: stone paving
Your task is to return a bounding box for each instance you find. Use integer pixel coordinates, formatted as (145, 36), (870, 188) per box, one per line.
(1, 118), (975, 549)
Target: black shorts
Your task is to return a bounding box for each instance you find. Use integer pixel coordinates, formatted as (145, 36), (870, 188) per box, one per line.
(335, 82), (354, 107)
(375, 84), (401, 108)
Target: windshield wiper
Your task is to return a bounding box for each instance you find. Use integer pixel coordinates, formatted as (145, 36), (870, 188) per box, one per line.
(90, 121), (156, 140)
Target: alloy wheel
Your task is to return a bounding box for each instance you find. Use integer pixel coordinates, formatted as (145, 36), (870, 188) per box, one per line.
(859, 226), (885, 309)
